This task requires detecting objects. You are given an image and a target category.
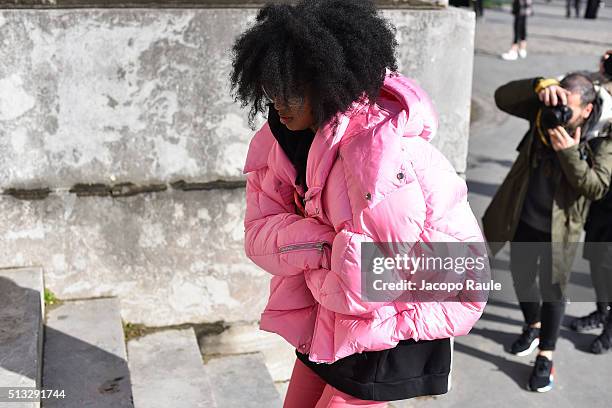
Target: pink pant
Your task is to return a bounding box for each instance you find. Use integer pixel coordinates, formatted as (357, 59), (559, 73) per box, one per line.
(283, 358), (389, 408)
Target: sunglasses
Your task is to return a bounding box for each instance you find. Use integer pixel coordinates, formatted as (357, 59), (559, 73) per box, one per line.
(261, 85), (306, 108)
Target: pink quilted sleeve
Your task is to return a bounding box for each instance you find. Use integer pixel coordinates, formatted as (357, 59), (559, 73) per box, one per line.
(402, 143), (487, 340)
(244, 162), (336, 277)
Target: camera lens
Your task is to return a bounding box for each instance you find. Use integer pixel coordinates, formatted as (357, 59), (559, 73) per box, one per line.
(541, 106), (573, 130)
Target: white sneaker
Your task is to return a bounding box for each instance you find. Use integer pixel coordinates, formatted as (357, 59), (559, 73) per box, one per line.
(501, 49), (518, 60)
(518, 49), (527, 59)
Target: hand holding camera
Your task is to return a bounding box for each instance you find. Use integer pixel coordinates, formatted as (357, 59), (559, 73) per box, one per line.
(536, 80), (575, 142)
(538, 84), (570, 107)
(547, 125), (581, 152)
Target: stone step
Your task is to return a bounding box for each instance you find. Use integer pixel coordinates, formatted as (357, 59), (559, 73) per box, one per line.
(42, 298), (133, 407)
(205, 352), (282, 408)
(0, 267), (45, 408)
(196, 320), (299, 382)
(127, 328), (216, 408)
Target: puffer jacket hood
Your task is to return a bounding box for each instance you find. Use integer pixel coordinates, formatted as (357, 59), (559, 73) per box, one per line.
(243, 71), (487, 363)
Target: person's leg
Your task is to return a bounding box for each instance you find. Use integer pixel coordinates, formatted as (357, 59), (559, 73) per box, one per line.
(572, 253), (611, 331)
(509, 221), (543, 355)
(566, 0), (571, 17)
(537, 301), (566, 353)
(510, 221), (542, 325)
(512, 15), (521, 47)
(591, 311), (612, 354)
(518, 15), (527, 57)
(502, 15), (520, 59)
(575, 0), (581, 17)
(537, 239), (565, 355)
(586, 0), (600, 19)
(315, 385), (388, 408)
(592, 256), (610, 312)
(602, 241), (612, 308)
(526, 239), (560, 392)
(591, 243), (612, 353)
(475, 0), (484, 17)
(284, 358), (328, 408)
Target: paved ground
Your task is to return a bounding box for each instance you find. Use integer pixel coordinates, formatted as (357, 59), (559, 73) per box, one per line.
(390, 1), (612, 407)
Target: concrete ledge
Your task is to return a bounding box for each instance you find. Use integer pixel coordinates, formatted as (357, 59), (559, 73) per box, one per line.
(0, 189), (269, 327)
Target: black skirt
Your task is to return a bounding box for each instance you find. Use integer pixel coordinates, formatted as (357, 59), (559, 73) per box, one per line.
(295, 337), (452, 402)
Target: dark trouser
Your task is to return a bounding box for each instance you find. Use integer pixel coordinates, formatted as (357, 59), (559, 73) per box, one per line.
(473, 0), (484, 17)
(566, 0), (581, 16)
(584, 0), (600, 19)
(510, 220), (566, 351)
(589, 244), (612, 315)
(513, 15), (527, 44)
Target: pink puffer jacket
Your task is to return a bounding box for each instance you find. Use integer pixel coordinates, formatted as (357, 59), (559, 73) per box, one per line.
(243, 71), (486, 364)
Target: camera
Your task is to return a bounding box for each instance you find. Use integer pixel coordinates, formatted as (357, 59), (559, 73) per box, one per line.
(540, 105), (573, 130)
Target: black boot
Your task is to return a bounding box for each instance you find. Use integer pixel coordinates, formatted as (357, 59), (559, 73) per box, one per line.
(590, 314), (612, 354)
(570, 308), (608, 332)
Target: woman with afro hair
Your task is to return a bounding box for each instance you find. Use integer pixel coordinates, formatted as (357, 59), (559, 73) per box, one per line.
(231, 1), (487, 406)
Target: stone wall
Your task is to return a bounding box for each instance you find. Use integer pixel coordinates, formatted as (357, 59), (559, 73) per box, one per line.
(2, 0), (449, 9)
(0, 6), (475, 327)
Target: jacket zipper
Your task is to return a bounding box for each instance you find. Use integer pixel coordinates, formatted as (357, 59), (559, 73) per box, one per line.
(278, 241), (331, 253)
(280, 242), (333, 360)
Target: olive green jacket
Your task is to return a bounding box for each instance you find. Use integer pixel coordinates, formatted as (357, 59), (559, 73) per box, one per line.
(482, 77), (612, 287)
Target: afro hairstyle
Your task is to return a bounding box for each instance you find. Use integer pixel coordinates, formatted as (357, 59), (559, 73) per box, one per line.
(229, 0), (399, 129)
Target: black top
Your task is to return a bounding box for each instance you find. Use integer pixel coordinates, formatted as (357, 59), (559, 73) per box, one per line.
(267, 105), (452, 402)
(266, 104), (316, 192)
(520, 129), (560, 233)
(295, 339), (451, 402)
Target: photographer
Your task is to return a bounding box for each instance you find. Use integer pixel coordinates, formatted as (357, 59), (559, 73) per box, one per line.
(483, 72), (612, 392)
(571, 51), (612, 353)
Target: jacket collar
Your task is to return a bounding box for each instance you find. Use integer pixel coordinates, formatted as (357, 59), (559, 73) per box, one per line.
(242, 121), (275, 174)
